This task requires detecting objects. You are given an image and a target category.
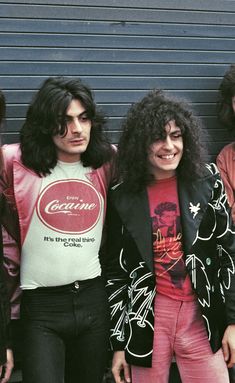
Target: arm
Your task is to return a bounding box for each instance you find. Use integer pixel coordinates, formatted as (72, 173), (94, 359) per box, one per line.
(214, 169), (235, 366)
(0, 232), (14, 382)
(104, 194), (130, 382)
(0, 349), (14, 383)
(0, 147), (21, 320)
(216, 147), (235, 222)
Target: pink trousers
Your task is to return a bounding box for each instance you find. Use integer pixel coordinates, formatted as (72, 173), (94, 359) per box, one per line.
(131, 293), (229, 383)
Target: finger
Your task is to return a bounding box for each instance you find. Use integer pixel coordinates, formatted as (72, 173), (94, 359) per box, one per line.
(1, 363), (13, 383)
(1, 370), (10, 383)
(123, 364), (131, 383)
(112, 367), (123, 383)
(227, 355), (234, 369)
(227, 349), (235, 368)
(222, 341), (229, 362)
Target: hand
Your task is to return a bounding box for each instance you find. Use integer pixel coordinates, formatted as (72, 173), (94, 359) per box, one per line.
(0, 349), (14, 383)
(112, 351), (131, 383)
(222, 324), (235, 368)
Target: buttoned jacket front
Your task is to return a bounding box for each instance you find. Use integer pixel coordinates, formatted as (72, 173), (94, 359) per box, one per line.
(106, 163), (235, 367)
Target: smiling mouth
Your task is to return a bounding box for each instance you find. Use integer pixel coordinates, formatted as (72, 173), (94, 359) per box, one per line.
(159, 154), (175, 159)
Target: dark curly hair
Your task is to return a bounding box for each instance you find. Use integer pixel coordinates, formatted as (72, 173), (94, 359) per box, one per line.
(217, 64), (235, 131)
(20, 76), (113, 175)
(117, 89), (206, 191)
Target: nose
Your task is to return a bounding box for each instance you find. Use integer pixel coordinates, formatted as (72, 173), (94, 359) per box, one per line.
(163, 136), (174, 149)
(72, 117), (83, 133)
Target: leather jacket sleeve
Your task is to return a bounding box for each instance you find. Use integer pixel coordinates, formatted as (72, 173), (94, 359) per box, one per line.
(105, 195), (129, 351)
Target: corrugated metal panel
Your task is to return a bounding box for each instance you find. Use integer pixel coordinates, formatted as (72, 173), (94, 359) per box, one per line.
(0, 0), (234, 158)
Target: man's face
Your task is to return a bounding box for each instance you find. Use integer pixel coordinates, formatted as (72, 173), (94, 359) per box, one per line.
(53, 99), (92, 163)
(232, 96), (235, 114)
(148, 120), (183, 180)
(159, 210), (177, 227)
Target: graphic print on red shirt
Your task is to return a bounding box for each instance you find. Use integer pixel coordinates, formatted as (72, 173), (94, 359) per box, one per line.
(147, 176), (195, 301)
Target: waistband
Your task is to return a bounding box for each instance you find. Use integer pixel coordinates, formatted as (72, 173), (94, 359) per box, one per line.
(23, 276), (102, 294)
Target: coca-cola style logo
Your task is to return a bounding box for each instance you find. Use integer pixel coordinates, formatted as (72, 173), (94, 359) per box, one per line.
(37, 179), (102, 234)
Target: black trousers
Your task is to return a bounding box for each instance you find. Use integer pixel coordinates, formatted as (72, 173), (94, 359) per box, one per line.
(20, 276), (110, 383)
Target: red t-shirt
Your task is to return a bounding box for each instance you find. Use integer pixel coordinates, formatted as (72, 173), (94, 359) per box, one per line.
(147, 176), (195, 301)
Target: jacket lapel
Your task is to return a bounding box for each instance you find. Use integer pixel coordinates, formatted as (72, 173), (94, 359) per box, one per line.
(112, 187), (154, 272)
(111, 171), (216, 274)
(13, 160), (42, 245)
(178, 173), (216, 254)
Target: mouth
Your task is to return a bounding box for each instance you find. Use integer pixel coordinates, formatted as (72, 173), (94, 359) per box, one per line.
(159, 154), (175, 160)
(69, 138), (85, 144)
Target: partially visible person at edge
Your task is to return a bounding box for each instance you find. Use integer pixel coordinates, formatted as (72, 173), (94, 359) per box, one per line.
(0, 90), (14, 382)
(0, 76), (116, 383)
(105, 89), (235, 383)
(216, 64), (235, 383)
(217, 64), (235, 223)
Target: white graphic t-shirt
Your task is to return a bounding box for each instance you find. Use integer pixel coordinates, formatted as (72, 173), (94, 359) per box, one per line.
(20, 161), (104, 289)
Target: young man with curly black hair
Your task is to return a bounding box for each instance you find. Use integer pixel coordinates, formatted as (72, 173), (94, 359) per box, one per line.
(0, 76), (115, 383)
(106, 89), (235, 383)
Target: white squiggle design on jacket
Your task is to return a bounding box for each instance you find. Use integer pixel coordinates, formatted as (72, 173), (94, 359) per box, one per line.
(186, 253), (211, 307)
(217, 245), (235, 290)
(126, 262), (155, 357)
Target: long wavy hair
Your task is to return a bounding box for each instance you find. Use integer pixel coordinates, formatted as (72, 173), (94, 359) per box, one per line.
(20, 76), (113, 175)
(117, 89), (206, 192)
(217, 64), (235, 130)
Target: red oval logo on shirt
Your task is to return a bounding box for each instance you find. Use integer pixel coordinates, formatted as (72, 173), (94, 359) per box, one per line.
(36, 179), (102, 234)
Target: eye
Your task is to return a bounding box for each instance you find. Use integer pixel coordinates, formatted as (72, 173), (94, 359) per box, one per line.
(152, 135), (161, 142)
(64, 116), (73, 124)
(79, 114), (89, 122)
(171, 131), (182, 139)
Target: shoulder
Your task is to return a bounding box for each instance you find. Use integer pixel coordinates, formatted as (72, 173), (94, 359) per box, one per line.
(2, 143), (22, 163)
(178, 163), (221, 194)
(204, 162), (220, 177)
(110, 143), (117, 153)
(201, 163), (226, 199)
(96, 144), (117, 182)
(198, 163), (222, 186)
(217, 142), (235, 160)
(110, 181), (125, 194)
(0, 144), (23, 186)
(109, 181), (141, 204)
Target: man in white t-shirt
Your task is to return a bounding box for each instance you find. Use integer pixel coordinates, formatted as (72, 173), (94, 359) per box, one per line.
(0, 76), (115, 383)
